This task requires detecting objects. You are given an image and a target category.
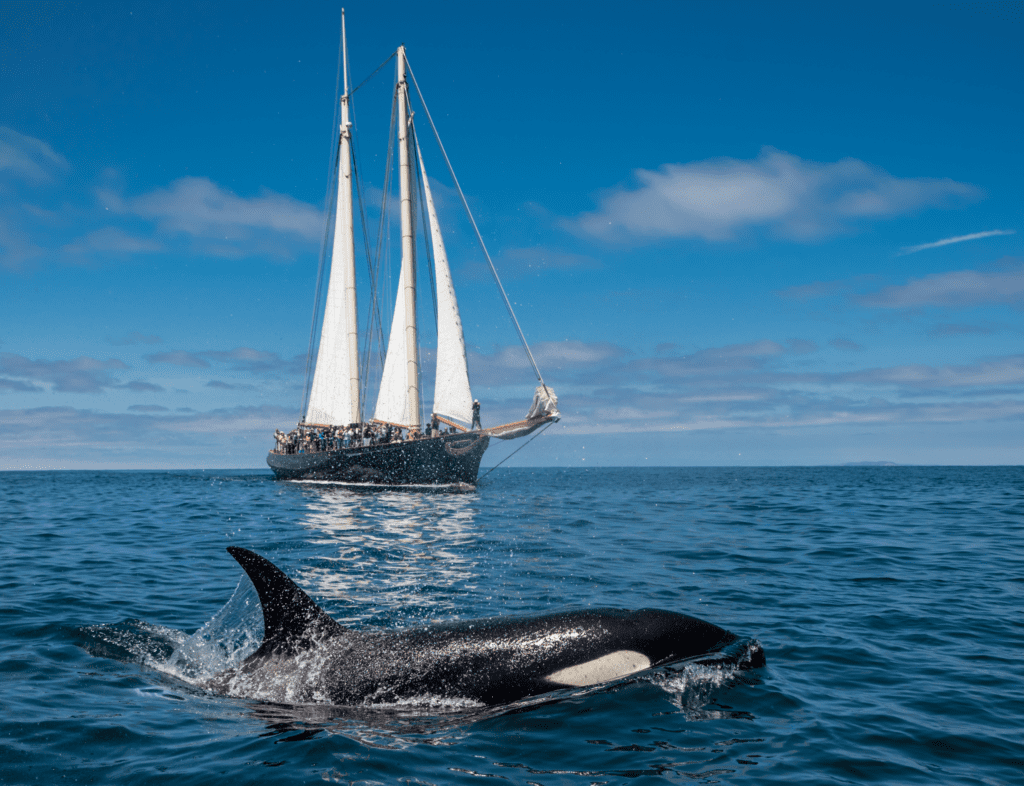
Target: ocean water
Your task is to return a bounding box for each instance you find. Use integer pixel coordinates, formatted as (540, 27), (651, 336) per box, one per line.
(1, 466), (1022, 785)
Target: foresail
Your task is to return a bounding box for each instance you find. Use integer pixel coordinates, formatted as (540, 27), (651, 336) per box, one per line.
(419, 151), (474, 426)
(306, 117), (360, 426)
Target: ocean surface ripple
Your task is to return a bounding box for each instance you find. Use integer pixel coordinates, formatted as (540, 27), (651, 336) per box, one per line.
(1, 466), (1022, 784)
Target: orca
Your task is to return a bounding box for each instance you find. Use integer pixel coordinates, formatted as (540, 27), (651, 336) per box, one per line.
(204, 547), (762, 706)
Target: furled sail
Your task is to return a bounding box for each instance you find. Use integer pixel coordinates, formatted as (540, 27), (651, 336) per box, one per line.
(306, 98), (360, 426)
(418, 149), (473, 426)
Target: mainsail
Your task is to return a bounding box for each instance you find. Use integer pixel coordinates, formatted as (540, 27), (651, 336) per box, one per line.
(305, 22), (359, 427)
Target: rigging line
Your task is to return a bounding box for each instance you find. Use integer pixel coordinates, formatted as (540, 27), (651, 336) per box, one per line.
(477, 422), (555, 484)
(349, 50), (396, 97)
(301, 134), (342, 421)
(378, 84), (399, 349)
(360, 82), (399, 410)
(350, 145), (380, 424)
(351, 132), (385, 378)
(406, 60), (547, 391)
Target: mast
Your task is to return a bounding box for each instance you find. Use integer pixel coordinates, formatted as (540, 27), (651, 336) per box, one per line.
(305, 8), (361, 426)
(339, 10), (360, 423)
(396, 45), (421, 429)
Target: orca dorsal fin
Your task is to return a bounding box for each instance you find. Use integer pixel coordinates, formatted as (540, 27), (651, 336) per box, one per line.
(227, 547), (346, 654)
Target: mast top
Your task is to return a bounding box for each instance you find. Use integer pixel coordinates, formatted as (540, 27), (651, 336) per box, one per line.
(341, 9), (350, 97)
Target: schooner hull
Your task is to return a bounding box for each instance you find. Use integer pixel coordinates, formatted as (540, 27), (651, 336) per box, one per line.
(266, 432), (490, 486)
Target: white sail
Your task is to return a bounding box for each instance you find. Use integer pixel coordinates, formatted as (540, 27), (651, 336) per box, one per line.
(306, 84), (360, 426)
(373, 47), (421, 429)
(373, 264), (415, 425)
(417, 149), (474, 425)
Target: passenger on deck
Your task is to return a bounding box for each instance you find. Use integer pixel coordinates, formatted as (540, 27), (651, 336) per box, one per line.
(472, 400), (481, 430)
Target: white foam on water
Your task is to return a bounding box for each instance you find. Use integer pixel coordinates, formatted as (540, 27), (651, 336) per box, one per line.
(365, 694), (486, 711)
(647, 640), (764, 714)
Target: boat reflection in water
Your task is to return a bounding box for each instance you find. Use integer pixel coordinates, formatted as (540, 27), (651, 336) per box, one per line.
(295, 485), (480, 625)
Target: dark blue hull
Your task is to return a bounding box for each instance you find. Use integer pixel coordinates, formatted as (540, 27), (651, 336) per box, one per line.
(266, 431), (490, 486)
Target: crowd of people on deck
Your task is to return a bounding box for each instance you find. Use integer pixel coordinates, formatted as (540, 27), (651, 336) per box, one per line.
(272, 412), (475, 455)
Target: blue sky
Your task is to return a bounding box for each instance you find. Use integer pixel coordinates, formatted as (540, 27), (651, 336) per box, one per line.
(2, 0), (1022, 469)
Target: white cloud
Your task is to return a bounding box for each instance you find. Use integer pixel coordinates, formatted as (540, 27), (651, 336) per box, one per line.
(63, 227), (165, 254)
(0, 404), (293, 469)
(859, 258), (1024, 308)
(467, 340), (627, 386)
(845, 356), (1024, 389)
(899, 229), (1015, 255)
(97, 176), (322, 259)
(145, 346), (305, 375)
(0, 353), (130, 393)
(0, 127), (68, 184)
(569, 147), (980, 243)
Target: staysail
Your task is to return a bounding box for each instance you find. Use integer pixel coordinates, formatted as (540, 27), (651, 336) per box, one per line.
(418, 146), (474, 426)
(306, 34), (360, 427)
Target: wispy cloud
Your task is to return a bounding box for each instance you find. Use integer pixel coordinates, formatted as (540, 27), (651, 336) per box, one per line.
(898, 229), (1015, 255)
(122, 380), (165, 393)
(145, 351), (211, 368)
(0, 377), (43, 393)
(841, 355), (1024, 389)
(98, 176), (321, 259)
(465, 336), (1024, 440)
(467, 340), (628, 386)
(63, 227), (165, 255)
(776, 275), (880, 302)
(1, 127), (321, 267)
(568, 147), (980, 243)
(858, 258), (1024, 308)
(0, 404), (293, 469)
(0, 126), (68, 184)
(146, 346), (304, 375)
(0, 353), (130, 393)
(206, 380), (255, 391)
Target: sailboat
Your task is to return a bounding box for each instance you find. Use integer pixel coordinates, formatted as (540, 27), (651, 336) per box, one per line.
(267, 21), (559, 488)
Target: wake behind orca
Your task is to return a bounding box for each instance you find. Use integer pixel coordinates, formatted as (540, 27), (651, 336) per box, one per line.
(205, 547), (763, 707)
